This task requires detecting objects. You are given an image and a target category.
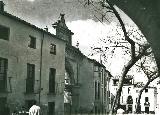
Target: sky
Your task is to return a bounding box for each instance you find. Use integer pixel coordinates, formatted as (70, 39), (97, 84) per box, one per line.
(1, 0), (158, 83)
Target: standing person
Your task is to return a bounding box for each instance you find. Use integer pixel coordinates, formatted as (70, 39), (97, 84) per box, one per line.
(29, 101), (41, 115)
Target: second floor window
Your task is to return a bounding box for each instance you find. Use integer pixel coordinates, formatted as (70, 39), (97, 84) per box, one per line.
(29, 36), (36, 49)
(145, 97), (149, 102)
(0, 58), (8, 92)
(145, 88), (148, 93)
(50, 44), (56, 55)
(0, 25), (10, 40)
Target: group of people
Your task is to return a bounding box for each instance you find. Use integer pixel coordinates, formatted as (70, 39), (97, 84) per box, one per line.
(1, 101), (41, 115)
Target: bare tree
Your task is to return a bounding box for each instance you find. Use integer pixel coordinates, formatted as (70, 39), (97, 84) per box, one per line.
(135, 55), (159, 113)
(78, 0), (152, 114)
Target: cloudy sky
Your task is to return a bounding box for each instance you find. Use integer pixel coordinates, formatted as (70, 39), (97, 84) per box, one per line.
(2, 0), (157, 83)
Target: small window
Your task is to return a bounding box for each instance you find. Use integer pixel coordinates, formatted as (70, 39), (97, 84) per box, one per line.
(145, 97), (149, 102)
(0, 25), (10, 40)
(29, 36), (36, 49)
(136, 90), (139, 93)
(128, 87), (131, 94)
(145, 88), (148, 93)
(50, 44), (56, 55)
(94, 66), (99, 72)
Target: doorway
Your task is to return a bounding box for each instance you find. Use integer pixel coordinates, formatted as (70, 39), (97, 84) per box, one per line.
(145, 107), (149, 114)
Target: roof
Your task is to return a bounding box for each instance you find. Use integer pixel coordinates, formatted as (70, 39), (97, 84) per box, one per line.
(112, 75), (133, 80)
(66, 44), (106, 68)
(0, 7), (109, 71)
(87, 57), (106, 68)
(0, 11), (66, 42)
(134, 82), (156, 88)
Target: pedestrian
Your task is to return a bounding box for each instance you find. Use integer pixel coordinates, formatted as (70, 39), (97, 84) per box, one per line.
(29, 100), (41, 115)
(117, 108), (125, 115)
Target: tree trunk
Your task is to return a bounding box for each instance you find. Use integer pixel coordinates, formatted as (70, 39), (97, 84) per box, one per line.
(135, 79), (155, 113)
(104, 0), (150, 113)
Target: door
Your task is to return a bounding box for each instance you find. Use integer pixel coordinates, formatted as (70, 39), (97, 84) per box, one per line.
(145, 107), (149, 114)
(48, 102), (55, 115)
(0, 97), (7, 114)
(128, 105), (132, 113)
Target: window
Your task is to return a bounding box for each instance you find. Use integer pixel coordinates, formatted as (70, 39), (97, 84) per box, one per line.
(26, 63), (35, 93)
(50, 44), (56, 54)
(136, 90), (139, 93)
(145, 97), (149, 102)
(101, 69), (103, 84)
(95, 81), (97, 99)
(48, 102), (55, 115)
(145, 88), (148, 93)
(94, 66), (99, 72)
(49, 68), (56, 93)
(0, 25), (9, 40)
(113, 80), (118, 85)
(0, 58), (8, 92)
(98, 82), (100, 99)
(145, 107), (149, 114)
(128, 87), (131, 94)
(29, 36), (36, 49)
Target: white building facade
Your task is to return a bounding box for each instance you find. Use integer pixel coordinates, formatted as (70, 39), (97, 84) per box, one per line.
(110, 76), (157, 114)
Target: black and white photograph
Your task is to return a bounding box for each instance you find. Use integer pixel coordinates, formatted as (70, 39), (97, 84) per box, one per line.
(0, 0), (160, 115)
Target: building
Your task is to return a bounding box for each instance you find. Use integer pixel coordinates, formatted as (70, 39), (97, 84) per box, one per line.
(0, 1), (65, 115)
(110, 75), (157, 114)
(52, 13), (112, 114)
(0, 1), (112, 114)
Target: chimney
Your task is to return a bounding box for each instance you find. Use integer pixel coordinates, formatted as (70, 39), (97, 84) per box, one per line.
(0, 1), (4, 12)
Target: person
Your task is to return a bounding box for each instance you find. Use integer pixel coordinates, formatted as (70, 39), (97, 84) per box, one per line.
(117, 107), (125, 115)
(29, 101), (41, 115)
